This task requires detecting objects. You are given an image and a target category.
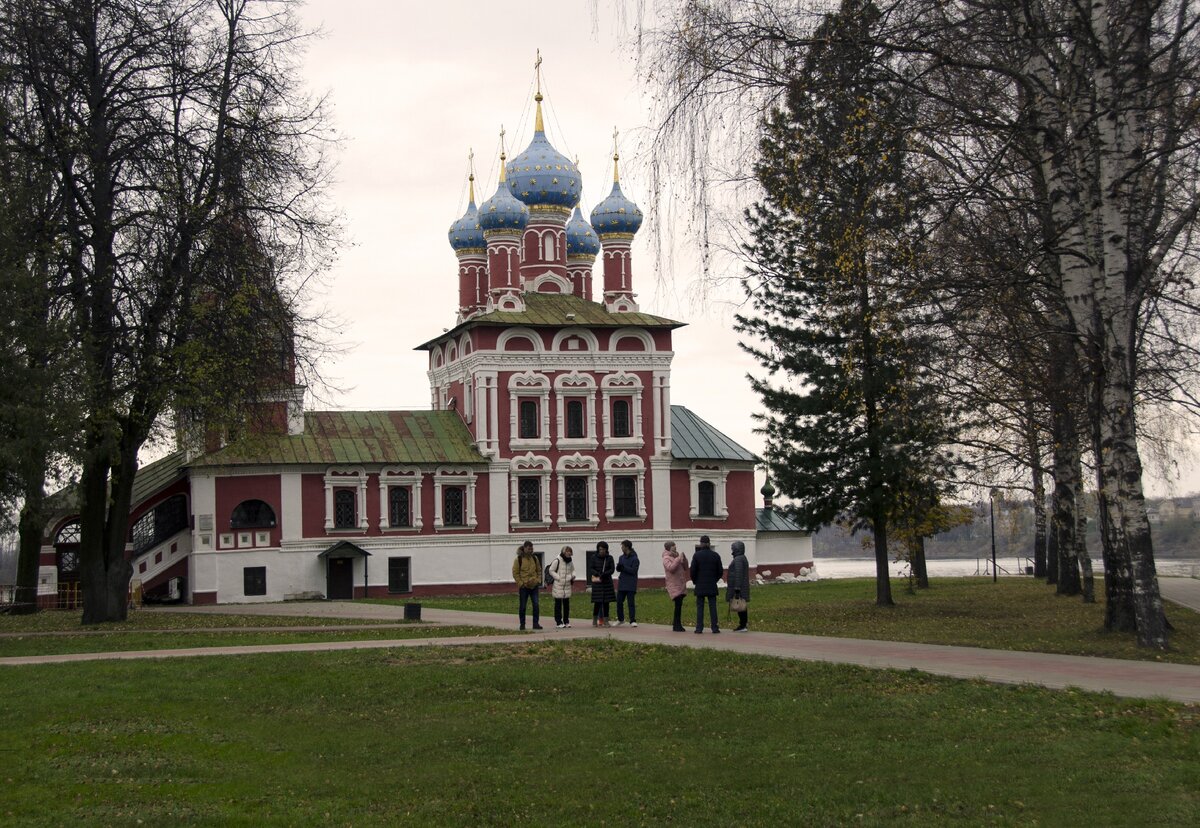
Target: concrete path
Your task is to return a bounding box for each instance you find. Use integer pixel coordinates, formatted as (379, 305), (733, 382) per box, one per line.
(1161, 576), (1200, 613)
(3, 600), (1199, 704)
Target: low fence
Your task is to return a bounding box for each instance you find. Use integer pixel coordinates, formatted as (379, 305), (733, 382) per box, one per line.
(0, 582), (144, 612)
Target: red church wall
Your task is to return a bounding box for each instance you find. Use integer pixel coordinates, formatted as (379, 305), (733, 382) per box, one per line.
(301, 473), (327, 537)
(215, 474), (283, 547)
(668, 468), (757, 532)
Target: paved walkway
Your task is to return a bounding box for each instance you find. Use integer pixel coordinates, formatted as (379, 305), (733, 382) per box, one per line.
(1161, 576), (1200, 613)
(3, 600), (1199, 704)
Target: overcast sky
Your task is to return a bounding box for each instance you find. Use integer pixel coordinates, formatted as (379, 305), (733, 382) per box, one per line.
(293, 0), (1197, 500)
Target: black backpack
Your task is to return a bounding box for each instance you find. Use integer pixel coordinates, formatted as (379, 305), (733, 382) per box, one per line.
(543, 561), (555, 588)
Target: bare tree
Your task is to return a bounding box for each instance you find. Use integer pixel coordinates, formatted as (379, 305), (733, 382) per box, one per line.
(0, 0), (337, 622)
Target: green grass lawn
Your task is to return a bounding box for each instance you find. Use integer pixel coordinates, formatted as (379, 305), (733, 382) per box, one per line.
(408, 577), (1200, 664)
(0, 625), (507, 657)
(0, 641), (1195, 826)
(0, 608), (402, 634)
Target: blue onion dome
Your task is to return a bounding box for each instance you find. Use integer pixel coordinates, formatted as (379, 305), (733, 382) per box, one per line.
(565, 207), (600, 257)
(505, 94), (582, 210)
(448, 176), (486, 252)
(479, 154), (529, 234)
(590, 151), (643, 236)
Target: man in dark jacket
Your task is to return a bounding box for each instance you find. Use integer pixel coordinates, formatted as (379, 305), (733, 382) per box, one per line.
(689, 535), (723, 634)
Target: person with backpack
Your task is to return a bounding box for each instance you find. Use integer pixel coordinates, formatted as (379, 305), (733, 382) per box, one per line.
(662, 540), (689, 632)
(726, 540), (750, 632)
(549, 546), (575, 628)
(690, 535), (723, 634)
(589, 541), (616, 626)
(512, 541), (543, 631)
(614, 539), (640, 627)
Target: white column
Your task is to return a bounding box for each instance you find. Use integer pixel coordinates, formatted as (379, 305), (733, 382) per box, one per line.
(323, 479), (334, 530)
(489, 461), (510, 536)
(280, 472), (302, 542)
(650, 458), (672, 531)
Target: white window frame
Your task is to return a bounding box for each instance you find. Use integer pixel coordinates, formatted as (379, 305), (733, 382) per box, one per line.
(509, 371), (551, 451)
(433, 466), (478, 530)
(379, 466), (424, 531)
(603, 452), (647, 521)
(554, 371), (598, 450)
(510, 453), (552, 528)
(324, 467), (368, 531)
(556, 453), (600, 526)
(601, 372), (644, 449)
(689, 463), (730, 520)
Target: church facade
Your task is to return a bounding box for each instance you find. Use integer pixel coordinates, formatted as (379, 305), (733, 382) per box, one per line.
(36, 86), (812, 607)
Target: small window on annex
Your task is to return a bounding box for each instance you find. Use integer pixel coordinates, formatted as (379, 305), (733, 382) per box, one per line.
(443, 486), (465, 527)
(388, 487), (412, 528)
(388, 557), (411, 594)
(231, 499), (276, 529)
(698, 481), (716, 517)
(243, 566), (267, 596)
(612, 399), (631, 438)
(518, 399), (539, 439)
(564, 477), (588, 521)
(518, 477), (541, 522)
(333, 489), (357, 529)
(565, 399), (585, 439)
(613, 476), (638, 518)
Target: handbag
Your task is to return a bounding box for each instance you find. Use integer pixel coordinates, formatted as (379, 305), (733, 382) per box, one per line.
(730, 596), (747, 613)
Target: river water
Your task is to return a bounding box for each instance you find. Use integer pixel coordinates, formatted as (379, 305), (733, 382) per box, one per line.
(811, 556), (1200, 580)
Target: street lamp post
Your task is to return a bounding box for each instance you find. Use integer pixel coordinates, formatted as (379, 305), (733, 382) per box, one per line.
(989, 488), (1000, 583)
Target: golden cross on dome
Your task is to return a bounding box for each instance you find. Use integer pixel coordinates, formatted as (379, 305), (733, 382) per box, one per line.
(533, 50), (545, 131)
(612, 126), (621, 183)
(498, 126), (508, 182)
(467, 148), (475, 202)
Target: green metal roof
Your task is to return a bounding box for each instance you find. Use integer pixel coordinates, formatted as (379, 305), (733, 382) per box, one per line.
(44, 450), (188, 516)
(756, 508), (808, 534)
(669, 406), (758, 463)
(190, 410), (487, 467)
(416, 293), (683, 350)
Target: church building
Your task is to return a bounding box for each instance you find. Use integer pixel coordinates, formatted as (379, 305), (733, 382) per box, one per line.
(37, 81), (811, 607)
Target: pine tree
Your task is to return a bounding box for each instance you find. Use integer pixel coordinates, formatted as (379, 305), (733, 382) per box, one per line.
(736, 0), (954, 607)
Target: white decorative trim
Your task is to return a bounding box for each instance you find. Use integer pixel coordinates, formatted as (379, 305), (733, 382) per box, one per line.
(324, 467), (368, 530)
(446, 341), (458, 363)
(556, 453), (600, 526)
(603, 452), (647, 520)
(509, 371), (552, 450)
(497, 327), (543, 353)
(653, 371), (672, 456)
(554, 370), (598, 450)
(601, 371), (644, 449)
(610, 327), (655, 352)
(379, 466), (424, 530)
(528, 272), (572, 294)
(688, 463), (729, 520)
(510, 453), (553, 527)
(433, 466), (478, 529)
(550, 327), (599, 352)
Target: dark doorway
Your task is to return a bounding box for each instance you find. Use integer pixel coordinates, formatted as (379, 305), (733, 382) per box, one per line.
(328, 557), (354, 600)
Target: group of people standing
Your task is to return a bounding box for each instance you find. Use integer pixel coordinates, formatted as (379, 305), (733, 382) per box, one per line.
(511, 534), (750, 633)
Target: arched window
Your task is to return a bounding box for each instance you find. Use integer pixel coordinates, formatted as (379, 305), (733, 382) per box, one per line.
(389, 487), (411, 528)
(612, 476), (638, 518)
(542, 231), (556, 261)
(612, 399), (631, 438)
(443, 487), (465, 527)
(56, 522), (81, 545)
(231, 499), (277, 529)
(565, 399), (585, 439)
(333, 489), (357, 529)
(698, 481), (716, 517)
